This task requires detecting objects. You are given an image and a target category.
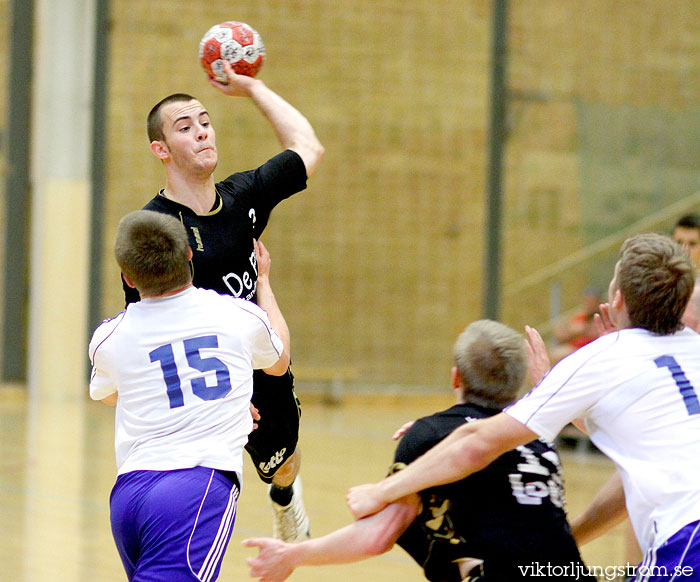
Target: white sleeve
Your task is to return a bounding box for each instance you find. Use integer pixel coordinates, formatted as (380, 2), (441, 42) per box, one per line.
(505, 338), (615, 441)
(89, 361), (117, 400)
(88, 318), (119, 401)
(235, 301), (285, 369)
(251, 325), (284, 370)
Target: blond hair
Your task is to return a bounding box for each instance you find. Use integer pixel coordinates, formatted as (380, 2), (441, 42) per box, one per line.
(115, 210), (191, 297)
(453, 319), (526, 409)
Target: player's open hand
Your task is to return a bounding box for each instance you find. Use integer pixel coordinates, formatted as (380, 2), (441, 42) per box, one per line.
(346, 483), (387, 520)
(254, 239), (271, 280)
(392, 421), (415, 441)
(524, 325), (551, 386)
(208, 59), (259, 97)
(249, 402), (261, 431)
(242, 537), (295, 582)
(594, 303), (618, 337)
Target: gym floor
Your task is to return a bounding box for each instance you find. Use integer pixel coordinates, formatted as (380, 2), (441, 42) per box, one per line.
(0, 389), (630, 582)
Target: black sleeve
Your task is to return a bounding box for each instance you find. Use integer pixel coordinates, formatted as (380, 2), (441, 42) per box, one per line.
(220, 150), (308, 237)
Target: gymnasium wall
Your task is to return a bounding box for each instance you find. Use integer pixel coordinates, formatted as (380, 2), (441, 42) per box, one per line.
(98, 0), (700, 388)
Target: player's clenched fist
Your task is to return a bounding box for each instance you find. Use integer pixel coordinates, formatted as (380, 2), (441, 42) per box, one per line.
(346, 483), (388, 520)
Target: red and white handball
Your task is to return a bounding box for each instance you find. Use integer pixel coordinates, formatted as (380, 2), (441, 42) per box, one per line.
(199, 21), (265, 81)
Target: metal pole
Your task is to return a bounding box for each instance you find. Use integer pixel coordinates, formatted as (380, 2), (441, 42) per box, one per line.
(2, 0), (34, 382)
(482, 0), (508, 320)
(88, 0), (110, 348)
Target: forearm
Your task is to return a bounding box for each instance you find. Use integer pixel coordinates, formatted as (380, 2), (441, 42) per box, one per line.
(245, 500), (416, 581)
(570, 471), (628, 545)
(288, 522), (391, 566)
(100, 392), (118, 406)
(247, 80), (324, 176)
(373, 414), (536, 508)
(256, 275), (290, 359)
(377, 423), (491, 503)
(282, 502), (414, 566)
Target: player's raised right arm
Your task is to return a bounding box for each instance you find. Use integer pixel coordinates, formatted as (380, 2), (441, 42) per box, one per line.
(209, 60), (324, 177)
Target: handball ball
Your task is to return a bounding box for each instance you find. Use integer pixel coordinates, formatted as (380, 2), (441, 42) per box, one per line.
(199, 21), (265, 81)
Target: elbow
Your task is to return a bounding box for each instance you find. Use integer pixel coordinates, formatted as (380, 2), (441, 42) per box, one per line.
(315, 141), (326, 162)
(263, 352), (291, 376)
(308, 145), (325, 177)
(355, 501), (416, 557)
(100, 392), (118, 406)
(453, 438), (497, 478)
(298, 139), (325, 178)
(306, 133), (324, 161)
(358, 528), (396, 557)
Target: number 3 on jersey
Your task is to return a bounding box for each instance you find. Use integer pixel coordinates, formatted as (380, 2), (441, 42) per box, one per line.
(655, 355), (700, 415)
(149, 335), (231, 408)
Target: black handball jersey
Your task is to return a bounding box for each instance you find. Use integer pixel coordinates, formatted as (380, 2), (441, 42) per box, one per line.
(393, 404), (593, 582)
(124, 149), (307, 305)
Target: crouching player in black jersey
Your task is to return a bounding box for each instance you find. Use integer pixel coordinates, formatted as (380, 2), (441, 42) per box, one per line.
(124, 58), (324, 542)
(243, 320), (594, 581)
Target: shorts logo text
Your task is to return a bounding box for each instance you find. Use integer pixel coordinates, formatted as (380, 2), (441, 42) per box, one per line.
(258, 448), (287, 474)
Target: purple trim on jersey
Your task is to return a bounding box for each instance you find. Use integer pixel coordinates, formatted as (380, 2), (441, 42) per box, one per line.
(507, 332), (622, 426)
(89, 311), (126, 363)
(110, 467), (239, 581)
(234, 300), (283, 358)
(635, 520), (700, 581)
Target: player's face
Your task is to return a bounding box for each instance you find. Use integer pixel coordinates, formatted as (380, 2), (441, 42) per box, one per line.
(673, 226), (700, 267)
(159, 100), (218, 176)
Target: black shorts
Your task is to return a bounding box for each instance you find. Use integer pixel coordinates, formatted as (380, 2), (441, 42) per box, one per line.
(245, 366), (301, 483)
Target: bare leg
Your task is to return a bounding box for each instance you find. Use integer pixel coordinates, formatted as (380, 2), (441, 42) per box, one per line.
(269, 449), (310, 542)
(271, 449), (301, 488)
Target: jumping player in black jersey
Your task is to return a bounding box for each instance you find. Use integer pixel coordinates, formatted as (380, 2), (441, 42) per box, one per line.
(124, 58), (324, 542)
(243, 320), (594, 581)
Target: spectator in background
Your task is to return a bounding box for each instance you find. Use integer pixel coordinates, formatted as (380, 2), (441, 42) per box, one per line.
(672, 213), (700, 269)
(550, 286), (603, 363)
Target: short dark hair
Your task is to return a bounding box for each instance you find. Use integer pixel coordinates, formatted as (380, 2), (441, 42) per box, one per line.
(147, 93), (197, 142)
(115, 210), (192, 296)
(617, 233), (695, 335)
(673, 214), (700, 233)
(453, 320), (526, 409)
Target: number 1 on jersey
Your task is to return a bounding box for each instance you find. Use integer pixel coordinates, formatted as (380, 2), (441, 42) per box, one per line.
(654, 355), (700, 415)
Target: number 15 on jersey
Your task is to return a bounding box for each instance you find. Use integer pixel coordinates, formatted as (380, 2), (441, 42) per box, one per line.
(149, 335), (232, 408)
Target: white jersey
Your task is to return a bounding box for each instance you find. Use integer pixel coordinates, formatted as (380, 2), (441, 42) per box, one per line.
(89, 287), (284, 481)
(506, 327), (700, 552)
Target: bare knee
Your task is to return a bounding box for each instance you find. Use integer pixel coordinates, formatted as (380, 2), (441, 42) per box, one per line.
(271, 449), (301, 487)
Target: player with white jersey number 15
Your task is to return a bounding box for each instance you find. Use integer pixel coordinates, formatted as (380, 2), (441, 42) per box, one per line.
(91, 210), (289, 582)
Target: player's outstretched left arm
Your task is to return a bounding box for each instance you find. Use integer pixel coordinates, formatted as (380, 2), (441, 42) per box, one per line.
(254, 239), (291, 376)
(347, 413), (538, 519)
(208, 60), (324, 177)
(243, 497), (419, 581)
(570, 471), (628, 546)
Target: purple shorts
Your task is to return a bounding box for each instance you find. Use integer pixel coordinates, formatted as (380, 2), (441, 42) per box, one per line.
(110, 466), (240, 582)
(635, 520), (700, 582)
